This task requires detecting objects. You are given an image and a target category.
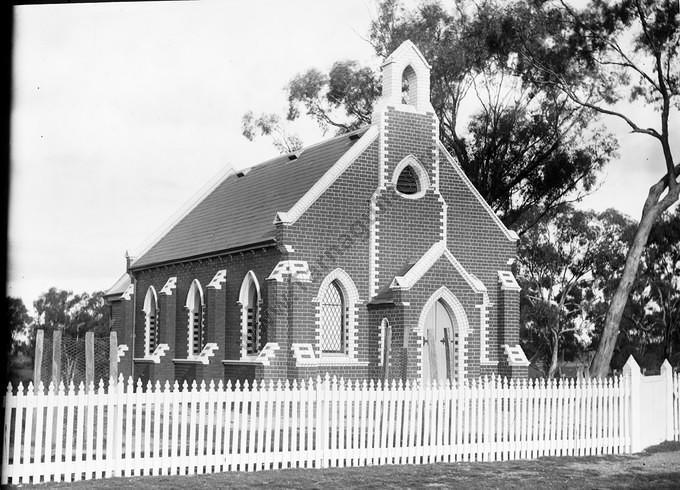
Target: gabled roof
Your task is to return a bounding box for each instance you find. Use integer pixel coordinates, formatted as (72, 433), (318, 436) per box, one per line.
(390, 241), (487, 294)
(103, 272), (131, 300)
(132, 127), (371, 269)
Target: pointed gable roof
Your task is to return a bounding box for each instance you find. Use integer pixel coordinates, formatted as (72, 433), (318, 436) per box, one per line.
(132, 127), (372, 269)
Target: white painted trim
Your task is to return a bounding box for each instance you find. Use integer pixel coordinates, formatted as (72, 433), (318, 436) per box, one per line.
(275, 125), (379, 225)
(368, 189), (382, 298)
(207, 269), (227, 290)
(139, 344), (169, 364)
(121, 284), (134, 301)
(502, 344), (531, 367)
(378, 318), (389, 367)
(475, 286), (491, 364)
(185, 279), (204, 310)
(498, 270), (521, 291)
(391, 154), (431, 199)
(160, 276), (177, 295)
(185, 279), (205, 356)
(142, 286), (159, 357)
(313, 268), (360, 304)
(267, 260), (311, 283)
(238, 270), (261, 305)
(438, 142), (519, 242)
(292, 343), (317, 366)
(313, 268), (360, 360)
(256, 342), (280, 366)
(390, 240), (486, 295)
(238, 271), (262, 359)
(317, 357), (369, 366)
(383, 39), (432, 70)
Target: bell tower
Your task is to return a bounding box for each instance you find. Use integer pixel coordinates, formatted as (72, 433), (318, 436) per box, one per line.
(368, 40), (444, 298)
(372, 40), (435, 118)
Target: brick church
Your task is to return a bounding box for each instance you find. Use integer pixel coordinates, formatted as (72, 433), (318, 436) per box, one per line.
(104, 41), (530, 385)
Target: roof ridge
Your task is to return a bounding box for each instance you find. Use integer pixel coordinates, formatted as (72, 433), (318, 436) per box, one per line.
(239, 125), (370, 173)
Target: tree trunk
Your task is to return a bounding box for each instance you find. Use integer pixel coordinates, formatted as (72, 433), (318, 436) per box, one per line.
(589, 179), (678, 377)
(548, 330), (560, 378)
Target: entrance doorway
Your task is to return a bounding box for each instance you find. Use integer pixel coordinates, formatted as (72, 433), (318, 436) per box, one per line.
(422, 299), (455, 383)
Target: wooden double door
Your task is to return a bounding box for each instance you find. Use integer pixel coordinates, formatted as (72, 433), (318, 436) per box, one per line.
(422, 299), (456, 383)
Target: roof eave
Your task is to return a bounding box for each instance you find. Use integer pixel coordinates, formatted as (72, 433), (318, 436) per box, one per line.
(129, 238), (278, 272)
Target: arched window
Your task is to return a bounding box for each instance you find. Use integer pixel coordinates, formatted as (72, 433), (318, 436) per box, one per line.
(401, 65), (417, 106)
(396, 165), (420, 195)
(314, 268), (360, 361)
(320, 280), (346, 353)
(185, 279), (205, 356)
(392, 155), (430, 199)
(143, 286), (159, 356)
(239, 271), (262, 357)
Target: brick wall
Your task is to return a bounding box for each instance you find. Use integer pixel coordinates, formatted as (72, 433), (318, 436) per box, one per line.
(277, 139), (380, 379)
(126, 246), (280, 383)
(439, 149), (518, 367)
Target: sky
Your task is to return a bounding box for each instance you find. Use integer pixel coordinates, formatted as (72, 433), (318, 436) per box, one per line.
(9, 1), (678, 311)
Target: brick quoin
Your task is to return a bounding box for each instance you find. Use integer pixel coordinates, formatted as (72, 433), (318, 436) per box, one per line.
(105, 40), (528, 386)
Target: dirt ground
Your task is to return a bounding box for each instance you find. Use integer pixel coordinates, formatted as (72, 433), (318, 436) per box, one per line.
(16, 442), (680, 489)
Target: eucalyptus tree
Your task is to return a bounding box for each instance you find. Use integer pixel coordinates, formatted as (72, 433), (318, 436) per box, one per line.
(243, 0), (615, 234)
(518, 0), (679, 376)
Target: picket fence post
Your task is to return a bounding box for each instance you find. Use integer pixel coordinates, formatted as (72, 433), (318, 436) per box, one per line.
(623, 356), (641, 453)
(660, 360), (674, 442)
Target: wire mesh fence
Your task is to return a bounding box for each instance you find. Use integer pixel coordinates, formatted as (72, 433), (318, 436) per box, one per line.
(37, 329), (111, 387)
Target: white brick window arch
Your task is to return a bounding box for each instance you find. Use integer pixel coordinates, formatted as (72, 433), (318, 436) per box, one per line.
(392, 155), (430, 199)
(185, 279), (205, 356)
(239, 270), (262, 358)
(142, 286), (159, 357)
(415, 286), (469, 384)
(313, 268), (360, 361)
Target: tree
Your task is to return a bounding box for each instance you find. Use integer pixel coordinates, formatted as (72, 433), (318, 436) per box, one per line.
(33, 288), (108, 338)
(262, 0), (616, 233)
(619, 208), (680, 366)
(7, 297), (33, 357)
(518, 0), (679, 376)
(517, 205), (634, 377)
(241, 111), (303, 154)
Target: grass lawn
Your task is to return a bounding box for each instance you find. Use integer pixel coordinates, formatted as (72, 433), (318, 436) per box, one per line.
(14, 442), (680, 489)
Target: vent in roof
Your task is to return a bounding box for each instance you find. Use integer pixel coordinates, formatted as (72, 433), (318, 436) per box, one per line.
(236, 171), (246, 178)
(288, 150), (302, 161)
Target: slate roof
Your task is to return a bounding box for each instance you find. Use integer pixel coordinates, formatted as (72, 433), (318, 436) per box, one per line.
(132, 127), (369, 269)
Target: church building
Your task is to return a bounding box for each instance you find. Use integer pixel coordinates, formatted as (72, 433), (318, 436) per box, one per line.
(104, 41), (530, 385)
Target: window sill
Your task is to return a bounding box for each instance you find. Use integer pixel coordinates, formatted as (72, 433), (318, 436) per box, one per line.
(133, 357), (156, 364)
(317, 356), (368, 366)
(172, 358), (205, 365)
(223, 359), (264, 366)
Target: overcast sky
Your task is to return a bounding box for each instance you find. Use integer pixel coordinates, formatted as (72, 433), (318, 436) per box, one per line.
(9, 1), (678, 310)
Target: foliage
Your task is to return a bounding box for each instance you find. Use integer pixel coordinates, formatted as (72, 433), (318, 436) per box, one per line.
(7, 297), (34, 357)
(241, 110), (303, 154)
(517, 205), (635, 376)
(33, 288), (109, 338)
(286, 60), (380, 133)
(254, 0), (617, 233)
(610, 207), (680, 370)
(516, 0), (679, 376)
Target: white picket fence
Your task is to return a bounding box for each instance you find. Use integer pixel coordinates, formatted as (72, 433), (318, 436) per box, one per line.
(674, 370), (680, 442)
(1, 356), (678, 485)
